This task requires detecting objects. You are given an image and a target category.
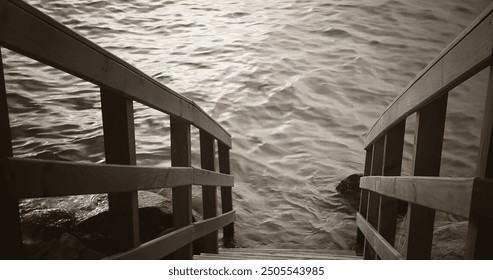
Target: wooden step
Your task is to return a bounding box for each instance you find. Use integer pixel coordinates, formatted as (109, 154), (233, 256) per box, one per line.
(194, 248), (362, 260)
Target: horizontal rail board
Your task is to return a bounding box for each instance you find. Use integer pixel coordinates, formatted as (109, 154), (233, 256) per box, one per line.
(360, 176), (474, 217)
(194, 211), (236, 240)
(106, 225), (194, 260)
(5, 158), (234, 198)
(356, 213), (403, 260)
(364, 3), (493, 147)
(194, 168), (234, 187)
(0, 0), (231, 147)
(106, 211), (236, 259)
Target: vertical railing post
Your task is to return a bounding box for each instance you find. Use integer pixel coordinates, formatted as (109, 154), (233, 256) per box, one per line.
(405, 93), (448, 259)
(170, 116), (193, 259)
(364, 137), (385, 259)
(0, 48), (24, 259)
(466, 66), (493, 259)
(357, 147), (373, 249)
(100, 87), (140, 252)
(200, 130), (218, 253)
(378, 120), (405, 247)
(218, 141), (234, 246)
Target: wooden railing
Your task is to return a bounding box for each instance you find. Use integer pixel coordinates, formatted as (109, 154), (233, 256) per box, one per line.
(357, 3), (493, 260)
(0, 0), (234, 259)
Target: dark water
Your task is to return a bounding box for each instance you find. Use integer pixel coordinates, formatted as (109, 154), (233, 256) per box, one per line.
(3, 0), (491, 249)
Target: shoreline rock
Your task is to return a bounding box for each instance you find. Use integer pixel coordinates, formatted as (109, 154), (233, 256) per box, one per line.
(335, 174), (362, 210)
(20, 191), (185, 259)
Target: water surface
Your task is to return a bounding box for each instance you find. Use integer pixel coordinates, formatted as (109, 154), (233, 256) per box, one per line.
(4, 0), (491, 249)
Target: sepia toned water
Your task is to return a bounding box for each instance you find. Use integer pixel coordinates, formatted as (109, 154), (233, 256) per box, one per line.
(3, 0), (491, 249)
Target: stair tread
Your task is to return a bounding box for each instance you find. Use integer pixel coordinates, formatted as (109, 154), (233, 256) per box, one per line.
(194, 248), (362, 260)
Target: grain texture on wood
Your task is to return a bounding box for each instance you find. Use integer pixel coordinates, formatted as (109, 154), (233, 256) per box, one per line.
(360, 176), (474, 218)
(4, 158), (235, 198)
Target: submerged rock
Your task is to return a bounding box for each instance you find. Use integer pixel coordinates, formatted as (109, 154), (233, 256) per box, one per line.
(21, 208), (76, 242)
(432, 221), (468, 260)
(336, 174), (363, 210)
(21, 190), (208, 258)
(395, 215), (468, 260)
(72, 206), (174, 255)
(26, 233), (105, 260)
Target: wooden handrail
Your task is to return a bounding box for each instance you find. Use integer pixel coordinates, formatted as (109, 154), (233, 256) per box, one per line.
(106, 225), (195, 260)
(358, 3), (493, 260)
(106, 211), (236, 260)
(364, 2), (493, 147)
(0, 0), (234, 259)
(360, 176), (474, 217)
(356, 213), (403, 260)
(4, 158), (234, 198)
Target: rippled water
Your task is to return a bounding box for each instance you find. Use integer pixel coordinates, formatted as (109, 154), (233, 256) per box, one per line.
(3, 0), (491, 249)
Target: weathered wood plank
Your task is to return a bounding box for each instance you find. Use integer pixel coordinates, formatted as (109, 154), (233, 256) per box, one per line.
(199, 130), (218, 254)
(0, 0), (231, 147)
(356, 213), (403, 260)
(0, 47), (24, 259)
(193, 168), (234, 187)
(101, 87), (140, 251)
(106, 225), (195, 260)
(360, 176), (474, 218)
(107, 211), (235, 260)
(4, 158), (193, 198)
(218, 141), (234, 246)
(466, 65), (493, 259)
(220, 248), (359, 257)
(194, 211), (236, 241)
(364, 4), (493, 147)
(199, 249), (361, 260)
(170, 116), (193, 259)
(4, 158), (233, 198)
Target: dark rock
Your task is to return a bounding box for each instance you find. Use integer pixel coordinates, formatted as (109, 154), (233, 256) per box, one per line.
(26, 233), (105, 260)
(432, 221), (468, 260)
(72, 206), (174, 255)
(395, 216), (468, 259)
(21, 208), (76, 242)
(20, 190), (208, 258)
(336, 174), (363, 210)
(70, 191), (175, 255)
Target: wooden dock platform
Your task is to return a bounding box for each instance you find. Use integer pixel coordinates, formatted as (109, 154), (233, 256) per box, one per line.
(194, 248), (362, 260)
